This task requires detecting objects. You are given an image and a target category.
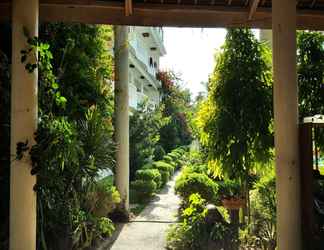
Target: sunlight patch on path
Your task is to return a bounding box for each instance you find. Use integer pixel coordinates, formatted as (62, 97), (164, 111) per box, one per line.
(109, 171), (181, 250)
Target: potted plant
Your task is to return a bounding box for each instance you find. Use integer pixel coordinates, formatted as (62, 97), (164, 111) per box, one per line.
(218, 180), (245, 210)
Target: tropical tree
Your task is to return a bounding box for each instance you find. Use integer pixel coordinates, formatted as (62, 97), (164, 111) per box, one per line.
(158, 70), (193, 152)
(195, 28), (273, 187)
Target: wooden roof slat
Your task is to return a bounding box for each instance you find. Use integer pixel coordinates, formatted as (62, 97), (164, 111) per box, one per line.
(125, 0), (133, 16)
(248, 0), (260, 20)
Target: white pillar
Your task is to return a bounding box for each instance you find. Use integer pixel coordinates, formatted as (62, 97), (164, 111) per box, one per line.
(272, 1), (301, 250)
(10, 0), (38, 250)
(114, 26), (129, 211)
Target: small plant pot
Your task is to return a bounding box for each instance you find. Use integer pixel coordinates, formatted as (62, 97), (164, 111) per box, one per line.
(221, 197), (246, 210)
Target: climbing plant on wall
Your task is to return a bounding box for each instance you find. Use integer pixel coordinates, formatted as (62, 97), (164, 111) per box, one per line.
(30, 23), (117, 249)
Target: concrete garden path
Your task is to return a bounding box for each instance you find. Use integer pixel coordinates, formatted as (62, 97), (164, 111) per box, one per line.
(109, 171), (181, 250)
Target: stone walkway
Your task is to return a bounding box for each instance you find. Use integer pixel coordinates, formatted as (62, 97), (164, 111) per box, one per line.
(109, 171), (181, 250)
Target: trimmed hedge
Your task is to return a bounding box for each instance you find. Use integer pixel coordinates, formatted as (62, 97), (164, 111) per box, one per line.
(154, 145), (166, 161)
(160, 170), (170, 185)
(135, 169), (162, 188)
(175, 172), (218, 203)
(153, 161), (174, 175)
(131, 179), (157, 199)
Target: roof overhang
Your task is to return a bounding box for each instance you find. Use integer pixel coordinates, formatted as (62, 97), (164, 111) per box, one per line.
(1, 0), (324, 30)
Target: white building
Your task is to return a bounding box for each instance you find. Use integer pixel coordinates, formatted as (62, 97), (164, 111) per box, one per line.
(128, 27), (166, 109)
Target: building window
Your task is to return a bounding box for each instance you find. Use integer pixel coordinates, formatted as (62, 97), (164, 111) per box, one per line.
(154, 62), (157, 69)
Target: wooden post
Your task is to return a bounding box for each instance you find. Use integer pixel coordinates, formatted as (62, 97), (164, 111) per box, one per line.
(272, 0), (302, 249)
(10, 0), (38, 249)
(299, 123), (314, 250)
(114, 25), (130, 211)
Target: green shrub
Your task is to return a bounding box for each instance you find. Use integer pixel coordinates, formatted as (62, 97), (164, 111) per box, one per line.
(183, 164), (208, 175)
(163, 155), (174, 164)
(154, 145), (166, 161)
(163, 156), (179, 169)
(135, 169), (162, 188)
(217, 179), (241, 198)
(166, 193), (208, 250)
(166, 193), (231, 250)
(142, 163), (154, 169)
(160, 170), (170, 185)
(131, 180), (157, 199)
(153, 161), (174, 175)
(168, 151), (181, 160)
(175, 172), (218, 203)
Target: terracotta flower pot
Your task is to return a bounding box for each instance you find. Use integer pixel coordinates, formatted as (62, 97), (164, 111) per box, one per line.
(221, 197), (246, 210)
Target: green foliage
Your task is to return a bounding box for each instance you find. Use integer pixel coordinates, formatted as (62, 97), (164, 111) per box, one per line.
(298, 31), (324, 119)
(129, 101), (169, 181)
(135, 169), (162, 188)
(131, 180), (157, 200)
(153, 161), (175, 175)
(29, 23), (117, 249)
(175, 172), (218, 204)
(154, 144), (166, 161)
(158, 70), (193, 152)
(297, 31), (324, 149)
(167, 193), (232, 250)
(195, 29), (273, 181)
(160, 171), (171, 185)
(183, 164), (208, 175)
(39, 23), (114, 118)
(241, 168), (276, 250)
(218, 179), (242, 198)
(163, 155), (174, 164)
(166, 193), (208, 250)
(84, 182), (121, 218)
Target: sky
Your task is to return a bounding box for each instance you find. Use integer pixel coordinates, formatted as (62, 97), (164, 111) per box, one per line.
(160, 28), (227, 98)
(160, 28), (259, 98)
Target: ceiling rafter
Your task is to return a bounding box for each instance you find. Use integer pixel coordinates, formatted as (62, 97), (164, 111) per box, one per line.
(311, 0), (317, 8)
(125, 0), (133, 16)
(248, 0), (260, 20)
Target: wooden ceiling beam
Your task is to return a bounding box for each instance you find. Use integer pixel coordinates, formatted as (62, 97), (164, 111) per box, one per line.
(1, 1), (324, 30)
(248, 0), (260, 20)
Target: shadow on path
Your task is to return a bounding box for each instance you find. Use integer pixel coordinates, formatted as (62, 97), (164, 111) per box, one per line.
(108, 171), (181, 250)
